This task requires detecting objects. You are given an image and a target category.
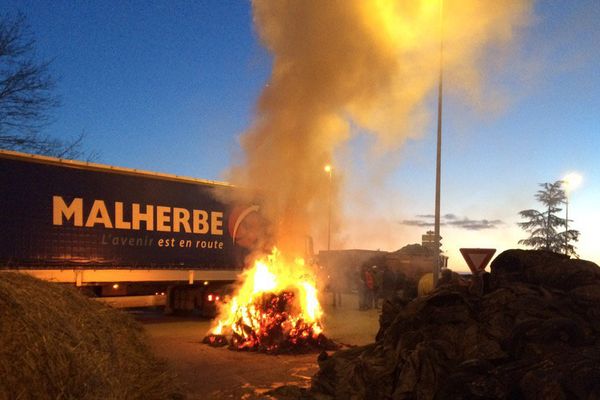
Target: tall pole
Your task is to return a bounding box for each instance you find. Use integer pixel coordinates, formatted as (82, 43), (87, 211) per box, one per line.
(433, 0), (444, 287)
(565, 196), (569, 255)
(562, 172), (582, 256)
(325, 165), (332, 252)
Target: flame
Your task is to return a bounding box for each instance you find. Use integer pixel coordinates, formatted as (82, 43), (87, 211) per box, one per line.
(209, 248), (325, 352)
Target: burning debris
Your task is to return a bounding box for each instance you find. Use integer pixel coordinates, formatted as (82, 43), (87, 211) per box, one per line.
(217, 1), (536, 359)
(204, 249), (338, 354)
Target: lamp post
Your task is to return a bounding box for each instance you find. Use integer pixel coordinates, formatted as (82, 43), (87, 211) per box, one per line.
(324, 164), (341, 307)
(324, 164), (333, 252)
(565, 195), (569, 254)
(433, 0), (444, 287)
(562, 172), (582, 255)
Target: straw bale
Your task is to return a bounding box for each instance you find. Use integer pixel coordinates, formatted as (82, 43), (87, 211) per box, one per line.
(0, 272), (183, 400)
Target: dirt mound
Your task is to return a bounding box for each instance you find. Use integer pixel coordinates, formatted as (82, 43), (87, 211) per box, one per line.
(0, 272), (182, 400)
(295, 250), (600, 400)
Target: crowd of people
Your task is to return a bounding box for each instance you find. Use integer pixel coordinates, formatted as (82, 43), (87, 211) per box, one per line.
(356, 264), (408, 310)
(326, 261), (487, 311)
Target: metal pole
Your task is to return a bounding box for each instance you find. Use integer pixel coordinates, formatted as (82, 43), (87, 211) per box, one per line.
(565, 196), (569, 255)
(433, 0), (444, 287)
(326, 166), (332, 252)
(561, 173), (582, 256)
(326, 165), (336, 306)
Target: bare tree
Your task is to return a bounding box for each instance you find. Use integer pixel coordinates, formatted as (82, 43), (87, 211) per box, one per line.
(518, 181), (580, 257)
(0, 12), (93, 159)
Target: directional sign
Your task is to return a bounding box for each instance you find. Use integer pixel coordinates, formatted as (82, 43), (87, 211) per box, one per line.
(460, 248), (496, 274)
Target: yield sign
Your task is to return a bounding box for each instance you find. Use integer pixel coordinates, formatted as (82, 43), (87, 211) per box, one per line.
(460, 248), (496, 274)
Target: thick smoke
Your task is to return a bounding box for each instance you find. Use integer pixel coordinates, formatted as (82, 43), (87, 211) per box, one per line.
(229, 0), (532, 256)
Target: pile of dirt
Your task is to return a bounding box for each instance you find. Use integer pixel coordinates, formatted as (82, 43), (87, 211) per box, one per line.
(278, 249), (600, 400)
(0, 272), (182, 400)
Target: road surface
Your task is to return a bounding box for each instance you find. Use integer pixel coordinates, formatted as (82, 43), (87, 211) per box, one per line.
(141, 293), (380, 399)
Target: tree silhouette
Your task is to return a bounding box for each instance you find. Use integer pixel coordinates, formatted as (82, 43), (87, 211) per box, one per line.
(518, 181), (579, 257)
(0, 12), (93, 159)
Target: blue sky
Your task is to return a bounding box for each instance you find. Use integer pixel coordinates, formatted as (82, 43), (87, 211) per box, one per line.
(6, 1), (269, 177)
(4, 1), (599, 269)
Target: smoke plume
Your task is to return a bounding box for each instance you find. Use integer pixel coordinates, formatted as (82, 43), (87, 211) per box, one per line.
(229, 0), (532, 256)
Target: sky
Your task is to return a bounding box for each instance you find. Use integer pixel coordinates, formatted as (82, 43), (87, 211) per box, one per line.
(3, 1), (599, 270)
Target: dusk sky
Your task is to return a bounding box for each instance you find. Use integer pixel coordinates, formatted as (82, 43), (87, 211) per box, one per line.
(4, 1), (599, 270)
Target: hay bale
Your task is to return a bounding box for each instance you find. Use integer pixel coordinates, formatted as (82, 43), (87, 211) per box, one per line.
(0, 272), (182, 400)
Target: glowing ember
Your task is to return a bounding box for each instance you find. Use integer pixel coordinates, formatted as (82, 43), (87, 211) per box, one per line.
(205, 248), (335, 353)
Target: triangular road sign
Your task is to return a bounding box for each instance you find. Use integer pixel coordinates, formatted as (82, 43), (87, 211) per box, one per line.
(460, 248), (496, 274)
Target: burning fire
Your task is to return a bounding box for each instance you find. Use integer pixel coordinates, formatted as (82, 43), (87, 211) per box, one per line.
(206, 248), (333, 353)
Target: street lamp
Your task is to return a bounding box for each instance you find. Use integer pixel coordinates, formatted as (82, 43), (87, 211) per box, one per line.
(562, 172), (582, 255)
(324, 164), (333, 252)
(433, 0), (444, 287)
(324, 164), (342, 307)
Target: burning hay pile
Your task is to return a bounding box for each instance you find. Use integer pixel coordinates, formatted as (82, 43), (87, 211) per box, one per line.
(204, 249), (337, 354)
(287, 250), (600, 400)
(0, 272), (182, 400)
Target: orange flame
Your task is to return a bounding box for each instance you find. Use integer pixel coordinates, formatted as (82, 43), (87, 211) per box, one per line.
(209, 248), (324, 351)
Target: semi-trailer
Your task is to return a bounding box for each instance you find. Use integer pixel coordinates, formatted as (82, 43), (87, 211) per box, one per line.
(0, 149), (263, 315)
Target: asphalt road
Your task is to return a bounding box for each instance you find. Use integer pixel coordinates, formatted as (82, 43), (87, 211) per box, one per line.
(140, 293), (380, 399)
